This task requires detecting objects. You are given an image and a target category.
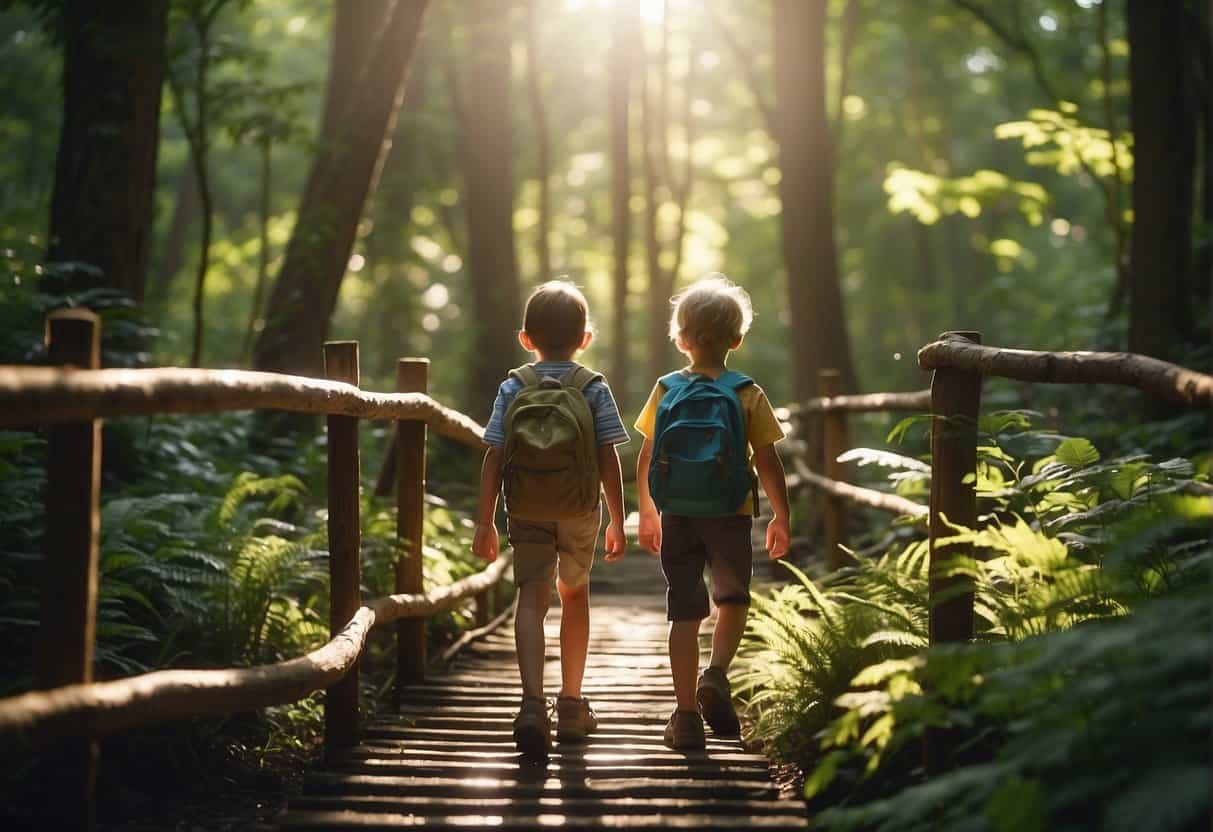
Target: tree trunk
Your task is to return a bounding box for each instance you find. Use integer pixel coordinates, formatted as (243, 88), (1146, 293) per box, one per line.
(149, 155), (199, 307)
(242, 141), (273, 364)
(185, 18), (214, 368)
(641, 39), (665, 380)
(643, 10), (694, 384)
(322, 0), (395, 138)
(773, 0), (856, 399)
(253, 0), (429, 379)
(525, 0), (552, 282)
(1126, 0), (1197, 363)
(609, 0), (636, 408)
(456, 0), (522, 418)
(365, 51), (430, 377)
(47, 0), (169, 305)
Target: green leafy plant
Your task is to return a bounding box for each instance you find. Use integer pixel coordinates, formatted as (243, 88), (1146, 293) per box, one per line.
(738, 412), (1211, 830)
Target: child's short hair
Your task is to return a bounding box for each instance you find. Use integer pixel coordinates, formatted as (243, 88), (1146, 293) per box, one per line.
(523, 279), (591, 355)
(668, 274), (753, 358)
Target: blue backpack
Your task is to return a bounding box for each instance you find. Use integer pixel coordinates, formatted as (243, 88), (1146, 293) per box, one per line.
(649, 370), (757, 517)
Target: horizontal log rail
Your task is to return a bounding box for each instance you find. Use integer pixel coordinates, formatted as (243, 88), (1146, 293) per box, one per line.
(0, 365), (485, 447)
(2, 314), (509, 826)
(917, 337), (1213, 405)
(0, 551), (512, 745)
(787, 459), (926, 519)
(776, 388), (931, 419)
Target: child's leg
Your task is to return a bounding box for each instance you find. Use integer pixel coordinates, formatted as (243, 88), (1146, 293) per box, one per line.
(514, 579), (551, 700)
(556, 578), (589, 699)
(705, 515), (755, 674)
(659, 513), (711, 712)
(709, 602), (750, 672)
(668, 618), (702, 711)
(552, 508), (600, 701)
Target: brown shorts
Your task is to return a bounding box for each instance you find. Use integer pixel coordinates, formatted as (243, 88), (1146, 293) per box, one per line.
(659, 513), (753, 621)
(508, 507), (602, 588)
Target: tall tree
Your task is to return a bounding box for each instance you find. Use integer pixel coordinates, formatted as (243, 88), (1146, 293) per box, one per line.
(608, 0), (637, 408)
(1125, 0), (1199, 364)
(642, 5), (696, 385)
(364, 46), (431, 379)
(450, 0), (522, 417)
(45, 0), (169, 305)
(525, 0), (552, 282)
(253, 0), (429, 379)
(148, 155), (199, 308)
(773, 0), (856, 399)
(166, 0), (240, 367)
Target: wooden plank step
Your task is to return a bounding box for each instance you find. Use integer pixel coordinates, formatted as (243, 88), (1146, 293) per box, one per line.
(326, 758), (775, 782)
(370, 715), (669, 731)
(390, 693), (680, 707)
(285, 794), (806, 817)
(344, 743), (771, 764)
(389, 706), (680, 721)
(346, 742), (737, 761)
(276, 809), (808, 830)
(396, 682), (679, 695)
(301, 772), (780, 800)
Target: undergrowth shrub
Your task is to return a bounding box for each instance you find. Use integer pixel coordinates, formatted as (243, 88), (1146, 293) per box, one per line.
(738, 411), (1211, 831)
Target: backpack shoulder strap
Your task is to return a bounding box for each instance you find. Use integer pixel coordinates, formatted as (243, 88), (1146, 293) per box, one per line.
(508, 363), (541, 388)
(559, 363), (604, 392)
(716, 370), (754, 391)
(658, 370), (691, 392)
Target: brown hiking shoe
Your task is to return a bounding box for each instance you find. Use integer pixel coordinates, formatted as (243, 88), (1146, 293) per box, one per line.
(513, 696), (552, 756)
(663, 708), (706, 750)
(696, 666), (741, 736)
(556, 696), (598, 743)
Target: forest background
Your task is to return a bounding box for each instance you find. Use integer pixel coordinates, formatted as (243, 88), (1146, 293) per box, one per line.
(3, 0), (1208, 416)
(0, 0), (1210, 827)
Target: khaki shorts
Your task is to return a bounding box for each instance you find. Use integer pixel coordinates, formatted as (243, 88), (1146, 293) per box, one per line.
(508, 506), (602, 588)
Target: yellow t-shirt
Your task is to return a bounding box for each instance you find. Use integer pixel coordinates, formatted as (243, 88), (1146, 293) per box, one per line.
(634, 369), (786, 515)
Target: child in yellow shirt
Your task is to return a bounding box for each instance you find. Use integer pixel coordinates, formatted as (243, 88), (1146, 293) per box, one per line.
(634, 274), (791, 750)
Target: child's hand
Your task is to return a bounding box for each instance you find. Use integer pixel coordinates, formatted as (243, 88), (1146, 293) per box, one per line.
(766, 516), (790, 560)
(472, 521), (498, 562)
(604, 519), (626, 562)
(638, 508), (662, 555)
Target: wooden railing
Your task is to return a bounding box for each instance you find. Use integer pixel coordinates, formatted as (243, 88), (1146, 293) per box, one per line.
(917, 331), (1210, 645)
(779, 331), (1211, 657)
(0, 309), (511, 827)
(777, 369), (932, 570)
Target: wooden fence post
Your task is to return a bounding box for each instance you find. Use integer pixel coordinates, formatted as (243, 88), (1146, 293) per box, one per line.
(396, 358), (428, 690)
(819, 369), (849, 569)
(40, 308), (101, 829)
(474, 589), (491, 628)
(323, 341), (361, 760)
(927, 331), (982, 645)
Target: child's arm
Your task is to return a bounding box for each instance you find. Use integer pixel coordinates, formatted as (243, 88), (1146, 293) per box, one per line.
(753, 444), (790, 560)
(636, 438), (661, 554)
(598, 444), (627, 562)
(472, 446), (503, 562)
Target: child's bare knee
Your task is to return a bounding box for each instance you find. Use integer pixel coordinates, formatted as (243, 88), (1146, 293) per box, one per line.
(516, 580), (551, 613)
(556, 577), (589, 601)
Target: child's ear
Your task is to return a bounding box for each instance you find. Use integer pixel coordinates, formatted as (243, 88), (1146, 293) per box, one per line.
(675, 334), (691, 354)
(579, 331), (593, 350)
(731, 335), (744, 350)
(518, 330), (536, 352)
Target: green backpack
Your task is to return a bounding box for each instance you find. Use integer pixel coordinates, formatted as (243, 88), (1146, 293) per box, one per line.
(501, 364), (602, 521)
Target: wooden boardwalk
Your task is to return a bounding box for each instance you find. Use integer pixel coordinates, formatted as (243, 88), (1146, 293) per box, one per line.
(276, 550), (808, 830)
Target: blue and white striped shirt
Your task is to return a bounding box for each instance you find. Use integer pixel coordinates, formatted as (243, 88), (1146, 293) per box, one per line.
(483, 362), (630, 447)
